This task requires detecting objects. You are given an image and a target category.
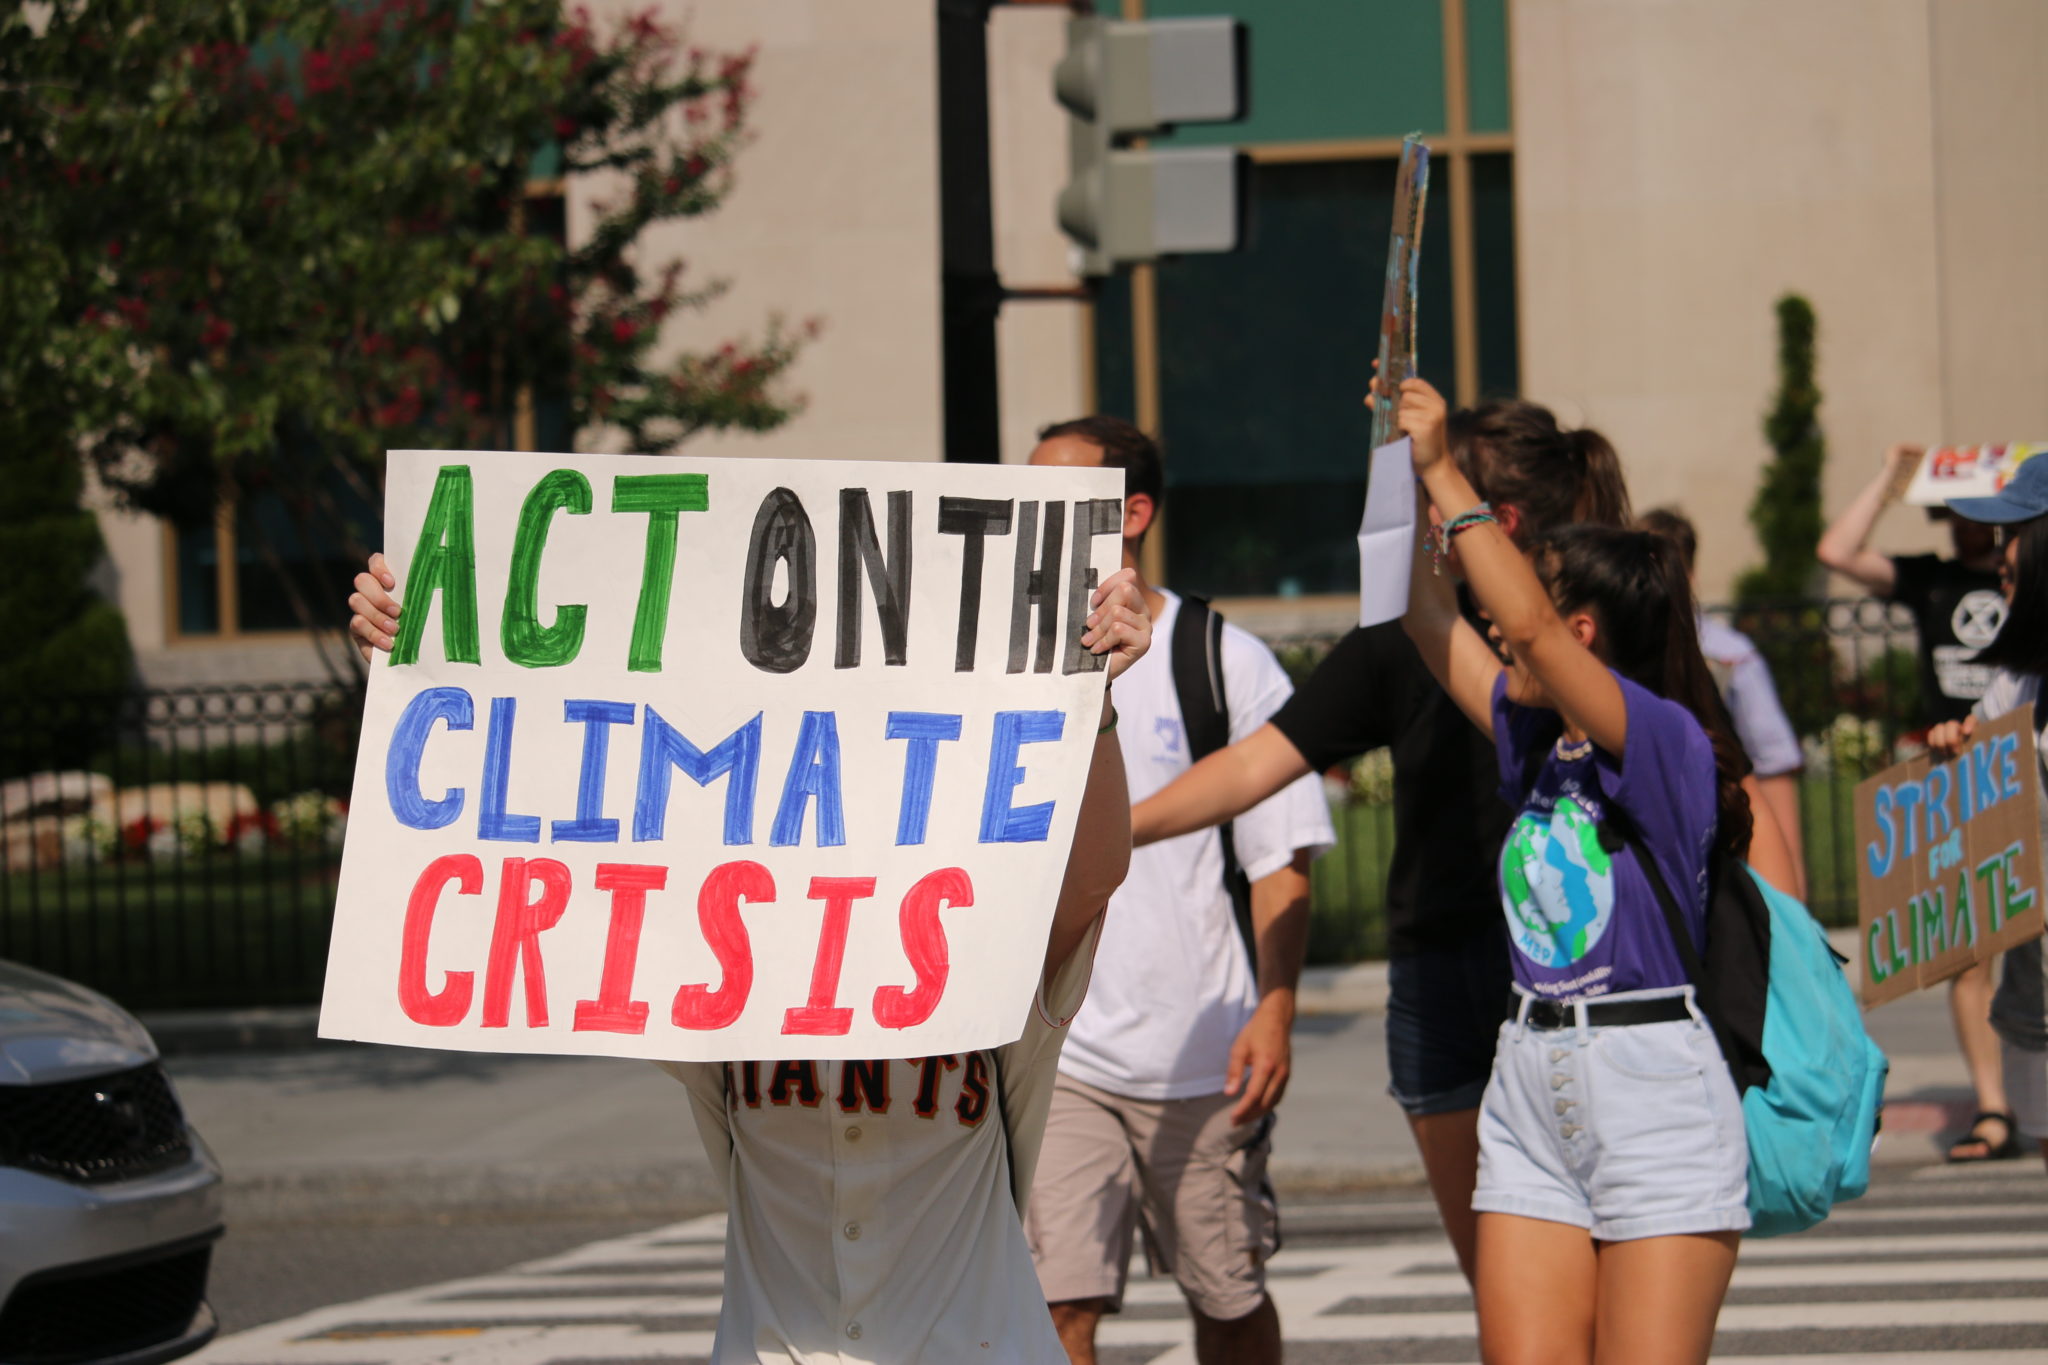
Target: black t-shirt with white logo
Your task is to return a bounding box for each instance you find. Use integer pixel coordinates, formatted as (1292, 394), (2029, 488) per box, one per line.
(1270, 621), (1509, 956)
(1888, 554), (2006, 727)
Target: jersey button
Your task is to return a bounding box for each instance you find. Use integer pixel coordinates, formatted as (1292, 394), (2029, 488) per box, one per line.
(844, 1125), (863, 1143)
(844, 1220), (862, 1241)
(846, 1323), (863, 1340)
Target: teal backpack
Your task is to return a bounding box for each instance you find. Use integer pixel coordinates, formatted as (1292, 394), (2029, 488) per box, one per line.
(1624, 831), (1889, 1237)
(1734, 866), (1889, 1237)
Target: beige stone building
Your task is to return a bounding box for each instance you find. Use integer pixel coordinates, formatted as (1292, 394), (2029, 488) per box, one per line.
(97, 0), (2048, 686)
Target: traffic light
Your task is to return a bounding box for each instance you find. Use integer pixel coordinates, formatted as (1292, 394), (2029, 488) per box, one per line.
(1053, 15), (1247, 275)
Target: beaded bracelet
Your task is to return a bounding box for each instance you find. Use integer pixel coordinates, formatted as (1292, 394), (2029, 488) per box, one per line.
(1430, 501), (1496, 575)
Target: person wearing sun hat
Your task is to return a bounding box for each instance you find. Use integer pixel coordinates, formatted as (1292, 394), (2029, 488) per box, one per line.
(1925, 452), (2048, 1171)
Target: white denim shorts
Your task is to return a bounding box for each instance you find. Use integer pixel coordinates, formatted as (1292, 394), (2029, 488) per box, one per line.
(1472, 986), (1751, 1242)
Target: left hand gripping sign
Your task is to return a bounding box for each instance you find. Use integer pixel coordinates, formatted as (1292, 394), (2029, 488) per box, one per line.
(320, 450), (1124, 1062)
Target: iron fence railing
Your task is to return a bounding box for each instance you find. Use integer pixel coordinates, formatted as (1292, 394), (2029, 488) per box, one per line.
(0, 597), (1930, 1006)
(0, 684), (359, 1009)
(1283, 597), (1926, 959)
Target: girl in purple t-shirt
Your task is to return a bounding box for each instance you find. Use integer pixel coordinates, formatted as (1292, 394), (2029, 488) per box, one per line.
(1396, 377), (1754, 1365)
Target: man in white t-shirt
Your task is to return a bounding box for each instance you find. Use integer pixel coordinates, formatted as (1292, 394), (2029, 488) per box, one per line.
(1025, 418), (1335, 1365)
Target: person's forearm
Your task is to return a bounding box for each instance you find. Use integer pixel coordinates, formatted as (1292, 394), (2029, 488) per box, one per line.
(1131, 723), (1311, 846)
(1418, 460), (1554, 655)
(1046, 694), (1132, 971)
(1756, 773), (1806, 899)
(1817, 451), (1913, 589)
(1250, 853), (1313, 1002)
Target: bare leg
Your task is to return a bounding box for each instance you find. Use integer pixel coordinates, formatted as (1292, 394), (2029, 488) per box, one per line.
(1473, 1212), (1595, 1365)
(1408, 1107), (1484, 1283)
(1947, 961), (2014, 1159)
(1048, 1299), (1109, 1365)
(1191, 1295), (1280, 1365)
(1591, 1232), (1740, 1365)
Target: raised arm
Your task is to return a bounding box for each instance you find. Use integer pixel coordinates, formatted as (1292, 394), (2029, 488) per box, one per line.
(1816, 444), (1920, 595)
(1130, 723), (1310, 846)
(1400, 476), (1504, 739)
(1399, 378), (1627, 754)
(1045, 568), (1149, 975)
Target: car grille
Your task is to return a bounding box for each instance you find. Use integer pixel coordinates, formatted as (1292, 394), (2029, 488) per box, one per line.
(0, 1238), (215, 1365)
(0, 1062), (192, 1184)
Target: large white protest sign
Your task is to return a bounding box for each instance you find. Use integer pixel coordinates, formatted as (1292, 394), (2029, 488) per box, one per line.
(320, 451), (1123, 1062)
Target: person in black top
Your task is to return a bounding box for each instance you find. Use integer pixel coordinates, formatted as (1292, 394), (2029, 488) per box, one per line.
(1131, 399), (1633, 1282)
(1818, 443), (2006, 728)
(1818, 443), (2018, 1162)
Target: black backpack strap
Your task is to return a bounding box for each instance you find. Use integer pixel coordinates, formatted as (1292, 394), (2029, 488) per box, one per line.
(1170, 594), (1256, 964)
(1605, 811), (1707, 987)
(1600, 808), (1770, 1094)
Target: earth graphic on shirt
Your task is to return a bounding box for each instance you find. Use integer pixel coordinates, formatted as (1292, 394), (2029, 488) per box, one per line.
(1499, 796), (1616, 968)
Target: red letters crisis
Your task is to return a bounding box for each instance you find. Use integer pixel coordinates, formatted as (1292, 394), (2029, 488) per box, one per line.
(397, 857), (976, 1037)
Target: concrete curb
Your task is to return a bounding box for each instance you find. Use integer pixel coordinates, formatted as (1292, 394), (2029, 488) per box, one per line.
(1297, 960), (1389, 1016)
(138, 928), (1865, 1050)
(140, 1005), (323, 1057)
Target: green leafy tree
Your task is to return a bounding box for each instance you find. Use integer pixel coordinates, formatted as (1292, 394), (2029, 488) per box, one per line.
(1732, 294), (1833, 736)
(1, 0), (811, 680)
(1738, 295), (1826, 601)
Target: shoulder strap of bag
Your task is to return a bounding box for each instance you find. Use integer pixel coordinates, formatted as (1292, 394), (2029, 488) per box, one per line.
(1603, 808), (1707, 987)
(1170, 594), (1256, 965)
(1603, 807), (1772, 1094)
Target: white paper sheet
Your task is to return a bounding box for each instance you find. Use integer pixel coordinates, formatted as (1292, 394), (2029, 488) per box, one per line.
(1357, 437), (1417, 628)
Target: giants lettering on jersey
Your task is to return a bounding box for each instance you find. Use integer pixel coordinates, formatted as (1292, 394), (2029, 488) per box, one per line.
(722, 1056), (994, 1128)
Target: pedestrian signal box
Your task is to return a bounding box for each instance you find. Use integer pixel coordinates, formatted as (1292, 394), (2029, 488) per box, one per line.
(1053, 15), (1247, 275)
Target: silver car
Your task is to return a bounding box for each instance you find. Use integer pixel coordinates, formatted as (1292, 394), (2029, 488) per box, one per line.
(0, 960), (223, 1365)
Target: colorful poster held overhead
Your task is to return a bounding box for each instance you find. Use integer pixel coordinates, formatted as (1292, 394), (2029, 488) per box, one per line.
(1366, 134), (1429, 453)
(1903, 444), (2045, 506)
(320, 450), (1123, 1062)
(1855, 706), (2045, 1007)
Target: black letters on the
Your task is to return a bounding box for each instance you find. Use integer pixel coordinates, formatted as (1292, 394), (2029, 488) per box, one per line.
(835, 489), (913, 669)
(740, 487), (817, 674)
(1061, 498), (1124, 674)
(938, 497), (1014, 672)
(1007, 501), (1065, 674)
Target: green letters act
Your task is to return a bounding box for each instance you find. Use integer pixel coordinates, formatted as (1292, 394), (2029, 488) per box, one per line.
(502, 469), (593, 668)
(390, 465), (480, 666)
(613, 473), (710, 672)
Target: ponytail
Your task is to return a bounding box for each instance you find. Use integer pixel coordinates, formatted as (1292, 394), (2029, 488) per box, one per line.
(1569, 428), (1630, 529)
(1448, 400), (1632, 543)
(1534, 527), (1754, 861)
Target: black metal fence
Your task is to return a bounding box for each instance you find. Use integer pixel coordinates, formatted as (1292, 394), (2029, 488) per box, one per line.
(0, 597), (1930, 1007)
(1291, 597), (1926, 960)
(0, 685), (359, 1009)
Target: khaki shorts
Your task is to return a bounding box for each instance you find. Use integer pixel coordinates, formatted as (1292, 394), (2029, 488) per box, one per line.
(1023, 1073), (1279, 1321)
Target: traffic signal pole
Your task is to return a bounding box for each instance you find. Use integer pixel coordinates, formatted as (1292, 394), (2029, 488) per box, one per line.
(936, 0), (1001, 464)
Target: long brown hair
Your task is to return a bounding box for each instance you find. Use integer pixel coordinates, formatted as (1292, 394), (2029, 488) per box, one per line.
(1532, 525), (1754, 859)
(1450, 401), (1632, 541)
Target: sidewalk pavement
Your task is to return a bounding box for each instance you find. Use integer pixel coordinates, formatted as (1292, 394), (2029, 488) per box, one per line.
(153, 927), (2003, 1220)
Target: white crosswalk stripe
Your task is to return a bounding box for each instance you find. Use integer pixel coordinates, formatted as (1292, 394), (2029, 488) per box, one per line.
(193, 1162), (2048, 1364)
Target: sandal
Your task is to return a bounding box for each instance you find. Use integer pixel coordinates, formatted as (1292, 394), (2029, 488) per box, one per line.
(1946, 1110), (2023, 1163)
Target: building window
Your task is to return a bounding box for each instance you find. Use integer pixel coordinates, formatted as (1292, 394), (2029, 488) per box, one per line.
(1096, 151), (1518, 600)
(168, 478), (380, 640)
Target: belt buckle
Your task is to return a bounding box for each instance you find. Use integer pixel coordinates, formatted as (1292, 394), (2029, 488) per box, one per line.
(1528, 999), (1569, 1030)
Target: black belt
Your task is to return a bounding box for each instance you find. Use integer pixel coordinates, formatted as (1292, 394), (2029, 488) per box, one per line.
(1514, 995), (1692, 1030)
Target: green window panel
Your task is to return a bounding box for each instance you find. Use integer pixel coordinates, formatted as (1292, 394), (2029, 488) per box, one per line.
(1465, 0), (1512, 134)
(1091, 154), (1520, 600)
(1117, 0), (1447, 145)
(1472, 152), (1520, 399)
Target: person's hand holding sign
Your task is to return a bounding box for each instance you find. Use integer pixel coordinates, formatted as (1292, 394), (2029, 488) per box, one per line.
(349, 552), (400, 662)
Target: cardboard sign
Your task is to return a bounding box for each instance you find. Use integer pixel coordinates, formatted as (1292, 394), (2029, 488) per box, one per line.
(320, 450), (1123, 1061)
(1855, 706), (2045, 1006)
(1903, 444), (2045, 506)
